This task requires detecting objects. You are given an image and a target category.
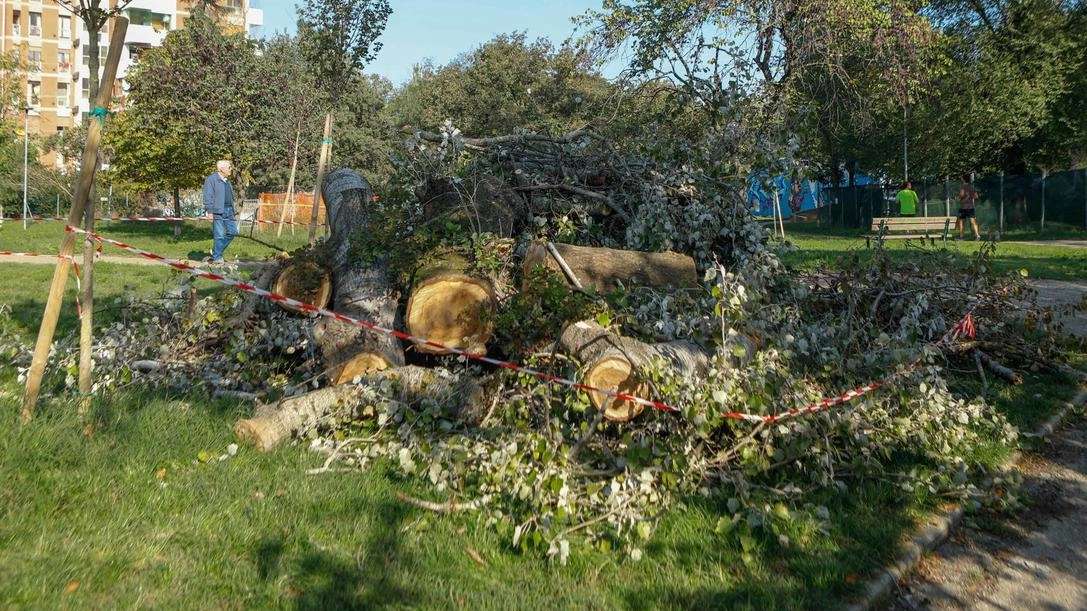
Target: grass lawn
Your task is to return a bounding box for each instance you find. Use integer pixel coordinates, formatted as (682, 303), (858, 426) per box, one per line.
(0, 220), (1083, 609)
(777, 222), (1087, 281)
(0, 386), (930, 610)
(0, 217), (312, 261)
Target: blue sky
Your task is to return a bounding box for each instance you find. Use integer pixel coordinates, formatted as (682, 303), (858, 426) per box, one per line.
(257, 0), (613, 86)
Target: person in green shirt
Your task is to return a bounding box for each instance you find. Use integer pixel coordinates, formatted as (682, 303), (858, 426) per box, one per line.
(896, 181), (918, 217)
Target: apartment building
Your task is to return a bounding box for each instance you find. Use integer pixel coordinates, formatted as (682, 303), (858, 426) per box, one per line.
(0, 0), (263, 148)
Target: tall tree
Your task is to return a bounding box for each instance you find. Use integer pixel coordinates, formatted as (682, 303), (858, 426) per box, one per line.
(247, 34), (324, 193)
(297, 0), (392, 243)
(576, 0), (939, 181)
(57, 1), (135, 102)
(104, 10), (265, 234)
(920, 0), (1084, 173)
(388, 33), (613, 137)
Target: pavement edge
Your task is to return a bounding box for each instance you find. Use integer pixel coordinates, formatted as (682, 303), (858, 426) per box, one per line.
(845, 370), (1087, 611)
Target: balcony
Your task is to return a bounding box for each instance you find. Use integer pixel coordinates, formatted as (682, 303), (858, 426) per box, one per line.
(126, 23), (168, 46)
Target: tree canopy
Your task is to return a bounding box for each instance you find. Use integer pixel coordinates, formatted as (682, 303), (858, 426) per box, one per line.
(105, 11), (271, 195)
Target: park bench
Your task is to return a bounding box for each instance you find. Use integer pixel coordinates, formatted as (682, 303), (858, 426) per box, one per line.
(864, 216), (955, 248)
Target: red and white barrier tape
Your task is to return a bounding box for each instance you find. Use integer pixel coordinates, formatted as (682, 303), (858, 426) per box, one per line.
(63, 225), (979, 425)
(9, 215), (316, 227)
(1, 250), (86, 318)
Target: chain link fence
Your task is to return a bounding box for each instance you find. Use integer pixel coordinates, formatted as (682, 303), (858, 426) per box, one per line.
(819, 169), (1087, 233)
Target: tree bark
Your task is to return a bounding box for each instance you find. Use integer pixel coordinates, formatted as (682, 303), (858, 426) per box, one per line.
(558, 320), (710, 422)
(311, 168), (404, 384)
(405, 252), (496, 356)
(234, 365), (487, 451)
(523, 241), (700, 293)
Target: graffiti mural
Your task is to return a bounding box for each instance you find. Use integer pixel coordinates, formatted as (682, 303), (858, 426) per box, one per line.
(746, 174), (823, 219)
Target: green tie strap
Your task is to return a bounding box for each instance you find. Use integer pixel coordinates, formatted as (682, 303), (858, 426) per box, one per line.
(90, 107), (109, 126)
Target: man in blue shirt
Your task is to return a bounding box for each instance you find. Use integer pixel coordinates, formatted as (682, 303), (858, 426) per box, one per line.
(203, 159), (236, 263)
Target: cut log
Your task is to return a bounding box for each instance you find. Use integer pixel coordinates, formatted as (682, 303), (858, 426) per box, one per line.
(312, 169), (405, 383)
(558, 320), (710, 422)
(271, 259), (332, 315)
(405, 252), (496, 355)
(234, 365), (487, 451)
(522, 241), (699, 293)
(235, 385), (360, 451)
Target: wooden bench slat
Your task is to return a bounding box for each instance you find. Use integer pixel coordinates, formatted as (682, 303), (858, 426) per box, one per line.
(864, 217), (954, 248)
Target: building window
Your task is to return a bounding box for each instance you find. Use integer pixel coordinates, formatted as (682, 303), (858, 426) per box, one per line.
(57, 51), (70, 71)
(29, 12), (41, 37)
(12, 11), (20, 36)
(128, 45), (149, 62)
(82, 44), (107, 64)
(59, 15), (71, 39)
(28, 81), (40, 106)
(224, 0), (243, 12)
(56, 83), (68, 108)
(27, 50), (42, 71)
(81, 77), (89, 98)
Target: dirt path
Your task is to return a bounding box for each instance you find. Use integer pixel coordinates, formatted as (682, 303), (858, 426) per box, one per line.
(885, 412), (1087, 610)
(1031, 279), (1087, 337)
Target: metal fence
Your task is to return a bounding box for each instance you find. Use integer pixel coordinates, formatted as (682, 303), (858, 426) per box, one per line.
(819, 169), (1087, 233)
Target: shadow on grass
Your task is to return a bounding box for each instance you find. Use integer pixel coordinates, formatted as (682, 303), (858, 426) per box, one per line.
(253, 496), (418, 610)
(621, 486), (914, 611)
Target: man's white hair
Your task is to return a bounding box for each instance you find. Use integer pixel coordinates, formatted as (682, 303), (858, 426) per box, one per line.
(217, 159), (233, 172)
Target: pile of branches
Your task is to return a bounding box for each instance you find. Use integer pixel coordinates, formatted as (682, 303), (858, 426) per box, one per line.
(1, 125), (1068, 563)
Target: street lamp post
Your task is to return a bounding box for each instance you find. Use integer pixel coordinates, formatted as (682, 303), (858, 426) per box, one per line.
(22, 106), (31, 229)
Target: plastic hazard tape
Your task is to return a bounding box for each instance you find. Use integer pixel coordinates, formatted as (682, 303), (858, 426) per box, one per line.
(1, 250), (88, 318)
(65, 225), (980, 425)
(12, 215), (319, 227)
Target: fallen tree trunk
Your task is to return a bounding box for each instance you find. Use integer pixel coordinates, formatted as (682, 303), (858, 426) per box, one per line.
(558, 320), (710, 422)
(405, 252), (496, 355)
(234, 365), (488, 451)
(311, 169), (405, 384)
(235, 385), (360, 451)
(270, 259), (332, 315)
(523, 241), (699, 293)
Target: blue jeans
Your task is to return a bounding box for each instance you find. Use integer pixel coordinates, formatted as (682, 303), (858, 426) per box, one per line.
(211, 209), (237, 260)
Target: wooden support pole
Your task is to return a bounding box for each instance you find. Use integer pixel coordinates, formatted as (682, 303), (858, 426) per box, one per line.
(307, 111), (333, 244)
(21, 17), (128, 422)
(77, 188), (96, 417)
(277, 126), (301, 238)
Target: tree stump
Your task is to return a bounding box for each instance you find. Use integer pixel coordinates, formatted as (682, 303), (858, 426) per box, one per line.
(311, 168), (404, 384)
(522, 241), (700, 293)
(404, 252), (496, 355)
(558, 320), (710, 422)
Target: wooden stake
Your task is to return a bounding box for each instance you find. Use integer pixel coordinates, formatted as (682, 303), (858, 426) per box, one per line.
(21, 17), (128, 421)
(77, 187), (96, 417)
(277, 124), (300, 238)
(307, 111), (333, 244)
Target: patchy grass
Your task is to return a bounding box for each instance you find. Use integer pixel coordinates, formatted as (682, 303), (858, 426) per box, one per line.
(0, 382), (947, 610)
(0, 263), (238, 341)
(0, 217), (311, 261)
(777, 230), (1086, 281)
